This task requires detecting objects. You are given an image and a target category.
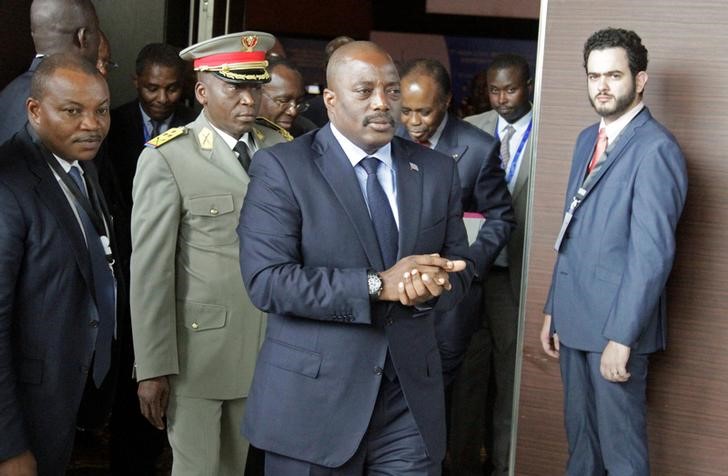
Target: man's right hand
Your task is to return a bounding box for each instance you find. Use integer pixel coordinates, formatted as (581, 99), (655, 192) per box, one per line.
(0, 450), (37, 476)
(379, 254), (467, 305)
(137, 376), (170, 430)
(540, 314), (560, 359)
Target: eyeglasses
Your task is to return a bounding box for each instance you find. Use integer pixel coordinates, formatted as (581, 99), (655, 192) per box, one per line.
(262, 92), (310, 113)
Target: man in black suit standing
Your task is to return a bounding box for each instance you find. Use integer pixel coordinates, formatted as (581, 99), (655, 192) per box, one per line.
(107, 43), (195, 206)
(0, 0), (101, 144)
(396, 58), (515, 474)
(0, 53), (119, 476)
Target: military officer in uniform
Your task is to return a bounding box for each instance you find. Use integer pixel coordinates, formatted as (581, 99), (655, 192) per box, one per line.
(129, 31), (286, 475)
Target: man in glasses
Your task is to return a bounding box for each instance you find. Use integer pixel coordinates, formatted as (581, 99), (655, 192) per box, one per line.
(257, 57), (317, 138)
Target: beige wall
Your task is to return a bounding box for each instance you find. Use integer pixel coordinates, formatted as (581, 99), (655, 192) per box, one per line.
(516, 1), (728, 474)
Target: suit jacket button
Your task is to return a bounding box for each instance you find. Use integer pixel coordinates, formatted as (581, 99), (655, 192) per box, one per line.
(210, 208), (219, 216)
(374, 366), (383, 376)
(385, 318), (393, 326)
(191, 322), (199, 330)
(89, 320), (99, 328)
(79, 365), (89, 374)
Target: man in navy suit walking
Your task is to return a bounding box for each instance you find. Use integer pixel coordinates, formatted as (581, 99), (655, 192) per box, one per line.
(541, 28), (688, 475)
(238, 41), (472, 475)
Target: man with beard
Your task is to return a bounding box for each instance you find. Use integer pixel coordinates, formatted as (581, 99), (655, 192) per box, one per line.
(0, 53), (119, 475)
(541, 28), (687, 475)
(129, 32), (285, 475)
(238, 41), (472, 474)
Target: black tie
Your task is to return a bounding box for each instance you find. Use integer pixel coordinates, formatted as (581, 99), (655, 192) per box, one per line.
(234, 140), (251, 172)
(67, 166), (116, 387)
(359, 157), (398, 268)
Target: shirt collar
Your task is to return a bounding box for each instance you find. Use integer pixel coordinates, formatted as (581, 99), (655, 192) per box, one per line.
(330, 123), (393, 169)
(599, 102), (644, 144)
(139, 103), (173, 130)
(52, 154), (79, 174)
(207, 119), (253, 152)
(498, 109), (533, 135)
(428, 113), (448, 148)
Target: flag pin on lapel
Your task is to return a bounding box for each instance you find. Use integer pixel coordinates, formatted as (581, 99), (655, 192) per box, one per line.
(409, 162), (419, 171)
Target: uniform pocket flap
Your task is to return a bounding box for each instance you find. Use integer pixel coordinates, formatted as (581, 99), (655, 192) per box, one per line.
(187, 194), (235, 217)
(181, 300), (227, 331)
(261, 339), (322, 378)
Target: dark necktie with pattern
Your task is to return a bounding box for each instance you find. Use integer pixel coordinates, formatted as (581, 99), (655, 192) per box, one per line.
(67, 166), (116, 387)
(359, 157), (398, 269)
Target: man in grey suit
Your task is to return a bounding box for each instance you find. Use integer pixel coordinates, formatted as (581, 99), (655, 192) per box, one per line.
(450, 54), (534, 475)
(541, 28), (688, 475)
(238, 41), (472, 475)
(0, 0), (101, 145)
(130, 32), (285, 475)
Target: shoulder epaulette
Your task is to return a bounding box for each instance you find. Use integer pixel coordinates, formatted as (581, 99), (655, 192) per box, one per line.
(145, 127), (187, 148)
(255, 116), (294, 142)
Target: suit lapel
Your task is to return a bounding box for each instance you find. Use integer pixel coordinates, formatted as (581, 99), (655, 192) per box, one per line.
(312, 126), (385, 270)
(22, 128), (94, 292)
(582, 108), (651, 198)
(392, 138), (422, 259)
(512, 138), (531, 199)
(435, 119), (468, 162)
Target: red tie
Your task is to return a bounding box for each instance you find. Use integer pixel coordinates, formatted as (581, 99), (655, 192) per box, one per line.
(587, 128), (607, 174)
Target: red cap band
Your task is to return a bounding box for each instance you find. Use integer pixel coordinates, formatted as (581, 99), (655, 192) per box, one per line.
(193, 51), (266, 69)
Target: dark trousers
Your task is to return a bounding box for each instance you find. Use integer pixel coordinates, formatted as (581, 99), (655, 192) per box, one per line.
(265, 376), (440, 475)
(560, 345), (650, 476)
(449, 268), (518, 475)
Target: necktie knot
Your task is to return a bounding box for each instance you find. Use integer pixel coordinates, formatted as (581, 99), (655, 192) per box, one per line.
(150, 120), (161, 138)
(360, 156), (381, 176)
(502, 124), (516, 140)
(234, 140), (251, 171)
(587, 128), (609, 174)
(68, 166), (88, 198)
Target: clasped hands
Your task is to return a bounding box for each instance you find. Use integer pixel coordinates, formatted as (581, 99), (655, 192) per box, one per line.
(379, 253), (467, 306)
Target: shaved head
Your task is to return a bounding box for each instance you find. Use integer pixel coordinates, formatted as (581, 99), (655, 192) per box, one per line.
(30, 0), (100, 60)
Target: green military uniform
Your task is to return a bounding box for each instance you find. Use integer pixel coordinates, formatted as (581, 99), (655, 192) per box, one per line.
(130, 30), (285, 476)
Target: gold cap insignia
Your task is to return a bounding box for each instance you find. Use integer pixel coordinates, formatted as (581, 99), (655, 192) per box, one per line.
(242, 35), (259, 52)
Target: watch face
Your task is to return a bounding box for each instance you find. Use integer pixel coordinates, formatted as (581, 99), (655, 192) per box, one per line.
(368, 272), (382, 295)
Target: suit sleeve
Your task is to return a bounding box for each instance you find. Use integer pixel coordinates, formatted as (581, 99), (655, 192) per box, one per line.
(129, 148), (181, 381)
(0, 181), (30, 460)
(238, 150), (373, 324)
(430, 163), (474, 312)
(601, 139), (687, 346)
(469, 140), (516, 277)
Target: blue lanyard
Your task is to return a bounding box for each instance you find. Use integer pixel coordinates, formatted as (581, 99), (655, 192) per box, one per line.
(496, 118), (532, 184)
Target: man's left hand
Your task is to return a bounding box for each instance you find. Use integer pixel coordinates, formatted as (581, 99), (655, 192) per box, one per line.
(600, 340), (631, 382)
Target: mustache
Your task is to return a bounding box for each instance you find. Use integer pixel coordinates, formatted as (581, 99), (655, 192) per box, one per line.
(73, 134), (104, 143)
(362, 113), (395, 127)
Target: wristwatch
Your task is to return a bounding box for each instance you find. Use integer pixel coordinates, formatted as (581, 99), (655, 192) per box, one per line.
(367, 270), (383, 301)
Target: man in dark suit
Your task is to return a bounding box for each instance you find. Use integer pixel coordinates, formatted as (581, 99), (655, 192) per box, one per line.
(396, 58), (515, 475)
(0, 54), (119, 476)
(238, 41), (472, 474)
(541, 28), (688, 475)
(0, 0), (100, 144)
(108, 43), (195, 206)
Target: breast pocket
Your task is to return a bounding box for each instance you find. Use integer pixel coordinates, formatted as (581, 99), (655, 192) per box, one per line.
(181, 194), (237, 246)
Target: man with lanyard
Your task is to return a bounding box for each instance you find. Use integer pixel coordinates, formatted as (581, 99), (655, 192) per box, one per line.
(396, 57), (515, 474)
(452, 53), (533, 475)
(541, 28), (687, 475)
(0, 53), (119, 475)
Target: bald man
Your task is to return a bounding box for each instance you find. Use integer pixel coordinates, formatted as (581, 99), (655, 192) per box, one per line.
(238, 41), (473, 475)
(0, 0), (101, 144)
